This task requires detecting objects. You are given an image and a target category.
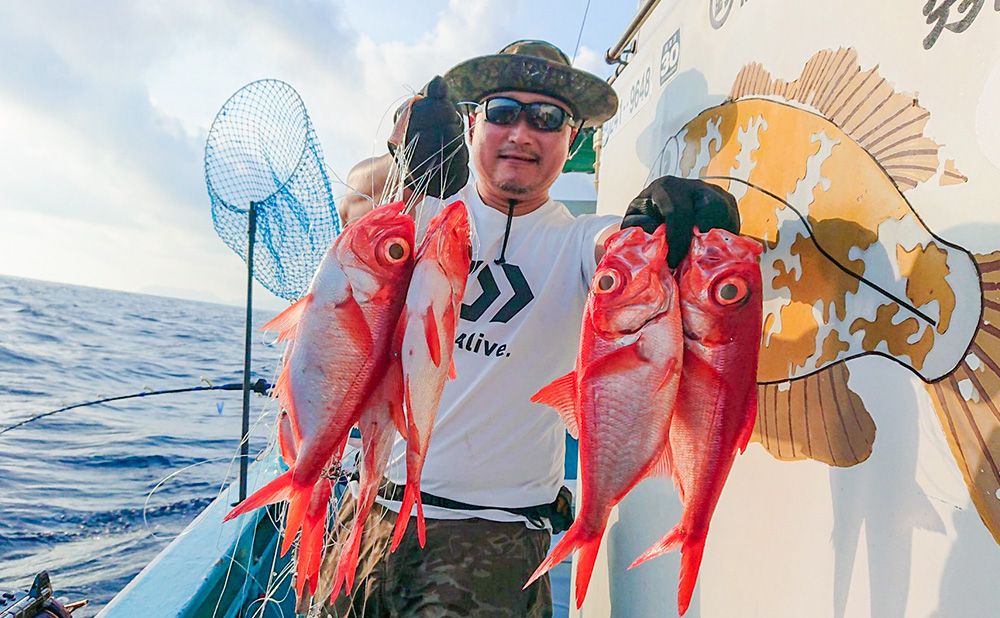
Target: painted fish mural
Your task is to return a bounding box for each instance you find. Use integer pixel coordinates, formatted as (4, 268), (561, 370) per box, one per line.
(650, 47), (1000, 544)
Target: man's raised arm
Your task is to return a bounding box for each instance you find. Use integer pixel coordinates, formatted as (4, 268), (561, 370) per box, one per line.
(339, 76), (468, 227)
(339, 154), (398, 227)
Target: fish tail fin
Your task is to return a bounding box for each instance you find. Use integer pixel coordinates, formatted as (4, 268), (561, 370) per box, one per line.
(331, 524), (363, 599)
(223, 470), (314, 565)
(223, 469), (293, 522)
(523, 524), (601, 608)
(390, 480), (424, 552)
(280, 481), (313, 556)
(573, 532), (603, 609)
(294, 479), (332, 599)
(628, 524), (703, 616)
(415, 495), (426, 547)
(676, 536), (706, 615)
(628, 523), (684, 569)
(922, 250), (1000, 544)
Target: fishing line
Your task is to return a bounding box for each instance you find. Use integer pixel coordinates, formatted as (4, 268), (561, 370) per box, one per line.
(0, 379), (273, 438)
(572, 0), (593, 64)
(143, 454), (255, 541)
(703, 174), (938, 327)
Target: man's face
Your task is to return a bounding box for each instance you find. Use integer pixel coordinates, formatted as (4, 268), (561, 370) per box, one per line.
(469, 90), (577, 201)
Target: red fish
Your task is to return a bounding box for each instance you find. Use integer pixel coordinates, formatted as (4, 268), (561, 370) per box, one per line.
(524, 225), (683, 607)
(628, 227), (763, 615)
(223, 202), (415, 598)
(390, 201), (471, 551)
(330, 354), (405, 597)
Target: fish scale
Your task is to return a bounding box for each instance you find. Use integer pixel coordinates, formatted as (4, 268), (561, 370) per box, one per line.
(390, 200), (471, 551)
(524, 225), (683, 608)
(222, 201), (416, 600)
(628, 227), (764, 616)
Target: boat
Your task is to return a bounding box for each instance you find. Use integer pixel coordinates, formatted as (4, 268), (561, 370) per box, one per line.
(104, 0), (1000, 615)
(583, 0), (1000, 615)
(99, 436), (580, 617)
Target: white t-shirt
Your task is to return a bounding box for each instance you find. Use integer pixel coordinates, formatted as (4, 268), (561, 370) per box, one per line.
(378, 183), (619, 524)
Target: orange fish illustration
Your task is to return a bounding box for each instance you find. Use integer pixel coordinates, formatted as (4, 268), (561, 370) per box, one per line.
(652, 47), (999, 543)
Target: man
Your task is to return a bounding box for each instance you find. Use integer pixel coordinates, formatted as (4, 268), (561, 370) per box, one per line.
(319, 41), (739, 617)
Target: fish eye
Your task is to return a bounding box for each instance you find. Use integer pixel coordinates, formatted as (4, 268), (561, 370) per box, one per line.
(713, 276), (749, 305)
(594, 269), (621, 294)
(383, 237), (410, 263)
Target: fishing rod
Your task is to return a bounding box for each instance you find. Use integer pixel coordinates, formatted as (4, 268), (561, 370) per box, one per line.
(0, 379), (272, 438)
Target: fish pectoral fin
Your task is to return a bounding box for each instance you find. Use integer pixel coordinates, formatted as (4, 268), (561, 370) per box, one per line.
(383, 360), (408, 437)
(737, 386), (758, 454)
(655, 357), (680, 393)
(262, 293), (313, 342)
(423, 308), (442, 367)
(389, 400), (407, 438)
(581, 343), (648, 381)
(531, 371), (579, 439)
(646, 443), (674, 480)
(393, 305), (408, 351)
(339, 294), (375, 354)
(448, 356), (456, 380)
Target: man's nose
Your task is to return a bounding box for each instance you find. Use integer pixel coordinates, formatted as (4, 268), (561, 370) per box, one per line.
(505, 116), (534, 142)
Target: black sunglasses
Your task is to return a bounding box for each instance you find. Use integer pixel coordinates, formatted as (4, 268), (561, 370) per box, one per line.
(477, 96), (577, 132)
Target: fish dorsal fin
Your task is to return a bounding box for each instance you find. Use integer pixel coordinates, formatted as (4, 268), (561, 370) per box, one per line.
(531, 371), (579, 439)
(730, 47), (956, 192)
(271, 366), (298, 428)
(262, 294), (313, 342)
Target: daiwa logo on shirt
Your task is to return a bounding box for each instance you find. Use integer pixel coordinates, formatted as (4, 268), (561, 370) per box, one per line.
(460, 261), (534, 323)
(455, 260), (533, 359)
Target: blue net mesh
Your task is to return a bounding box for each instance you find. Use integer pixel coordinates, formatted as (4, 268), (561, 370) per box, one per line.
(204, 79), (341, 301)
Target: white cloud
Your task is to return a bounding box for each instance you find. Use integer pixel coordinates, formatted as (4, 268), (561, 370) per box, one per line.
(0, 0), (631, 305)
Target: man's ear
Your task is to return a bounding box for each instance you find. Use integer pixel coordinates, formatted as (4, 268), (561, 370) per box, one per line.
(567, 127), (581, 153)
(467, 112), (477, 140)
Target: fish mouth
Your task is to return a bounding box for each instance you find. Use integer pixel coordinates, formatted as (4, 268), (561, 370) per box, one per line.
(621, 305), (673, 336)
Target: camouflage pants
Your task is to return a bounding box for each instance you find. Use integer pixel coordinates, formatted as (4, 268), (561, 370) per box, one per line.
(302, 494), (553, 617)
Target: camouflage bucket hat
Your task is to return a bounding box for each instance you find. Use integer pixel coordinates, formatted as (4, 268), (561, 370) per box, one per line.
(443, 40), (618, 129)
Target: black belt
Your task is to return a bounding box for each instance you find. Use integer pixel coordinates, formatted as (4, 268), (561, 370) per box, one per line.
(375, 479), (574, 534)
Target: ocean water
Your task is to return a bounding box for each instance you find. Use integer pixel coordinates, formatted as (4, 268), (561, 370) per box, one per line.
(0, 275), (283, 615)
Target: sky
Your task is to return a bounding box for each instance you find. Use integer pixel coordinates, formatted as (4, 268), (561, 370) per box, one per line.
(0, 1), (637, 310)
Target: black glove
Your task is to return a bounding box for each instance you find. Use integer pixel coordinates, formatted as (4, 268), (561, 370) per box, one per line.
(388, 76), (469, 199)
(621, 176), (741, 268)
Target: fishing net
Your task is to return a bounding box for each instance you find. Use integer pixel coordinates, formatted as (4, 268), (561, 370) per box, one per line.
(204, 79), (340, 300)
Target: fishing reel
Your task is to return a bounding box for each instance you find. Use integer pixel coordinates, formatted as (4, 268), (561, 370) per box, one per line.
(0, 572), (85, 618)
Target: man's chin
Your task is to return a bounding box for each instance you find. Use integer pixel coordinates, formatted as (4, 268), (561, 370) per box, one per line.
(498, 182), (531, 195)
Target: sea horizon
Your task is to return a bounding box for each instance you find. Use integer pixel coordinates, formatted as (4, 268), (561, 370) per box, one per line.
(0, 274), (283, 614)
